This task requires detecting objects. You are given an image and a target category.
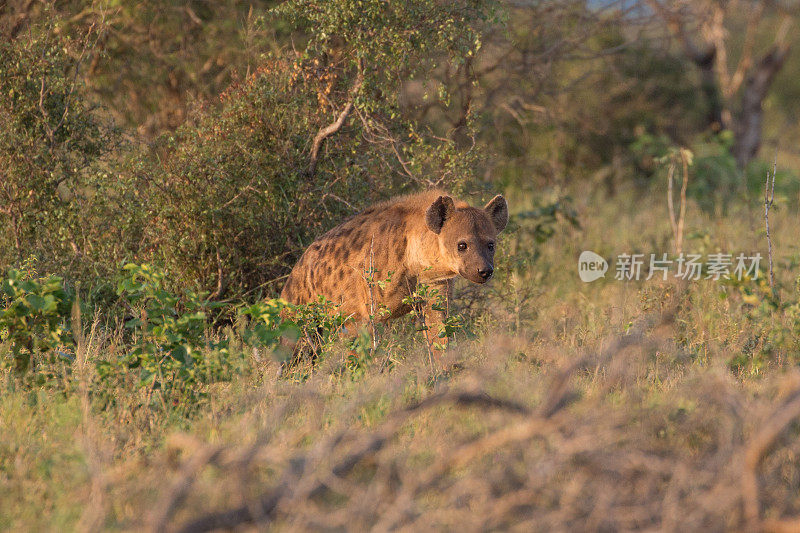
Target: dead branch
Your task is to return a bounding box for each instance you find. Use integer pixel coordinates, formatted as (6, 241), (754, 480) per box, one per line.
(764, 153), (776, 290)
(726, 2), (764, 98)
(741, 388), (800, 532)
(307, 66), (364, 177)
(148, 443), (225, 533)
(208, 247), (225, 300)
(667, 148), (690, 256)
(175, 390), (532, 532)
(173, 299), (678, 533)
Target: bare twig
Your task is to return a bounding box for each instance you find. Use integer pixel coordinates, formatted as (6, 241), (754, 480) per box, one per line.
(741, 388), (800, 532)
(667, 161), (678, 253)
(667, 149), (689, 255)
(175, 390), (531, 532)
(308, 64), (364, 177)
(209, 248), (225, 300)
(764, 153), (776, 289)
(365, 235), (378, 356)
(149, 443), (225, 533)
(354, 107), (426, 185)
(678, 148), (689, 254)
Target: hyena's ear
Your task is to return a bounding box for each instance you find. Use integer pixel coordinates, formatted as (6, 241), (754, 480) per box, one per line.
(425, 195), (456, 234)
(484, 194), (508, 233)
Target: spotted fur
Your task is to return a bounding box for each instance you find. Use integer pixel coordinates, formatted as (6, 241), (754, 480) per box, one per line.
(281, 190), (508, 354)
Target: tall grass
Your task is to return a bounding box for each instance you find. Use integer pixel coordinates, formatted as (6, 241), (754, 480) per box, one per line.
(2, 186), (800, 531)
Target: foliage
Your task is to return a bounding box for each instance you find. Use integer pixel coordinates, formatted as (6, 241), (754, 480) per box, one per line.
(514, 198), (580, 244)
(239, 298), (299, 359)
(722, 272), (800, 375)
(118, 1), (496, 298)
(273, 0), (495, 96)
(403, 282), (473, 353)
(285, 296), (351, 369)
(0, 267), (74, 372)
(10, 1), (284, 138)
(0, 22), (118, 278)
(122, 60), (377, 296)
(633, 132), (799, 214)
(100, 264), (239, 402)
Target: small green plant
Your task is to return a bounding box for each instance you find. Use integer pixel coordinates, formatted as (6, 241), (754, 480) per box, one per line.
(107, 264), (236, 400)
(239, 298), (300, 360)
(721, 273), (790, 375)
(403, 282), (472, 354)
(285, 296), (350, 370)
(0, 267), (73, 372)
(346, 327), (379, 379)
(513, 197), (580, 244)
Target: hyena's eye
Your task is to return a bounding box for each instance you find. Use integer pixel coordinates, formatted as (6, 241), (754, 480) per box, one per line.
(487, 242), (495, 252)
(457, 242), (468, 252)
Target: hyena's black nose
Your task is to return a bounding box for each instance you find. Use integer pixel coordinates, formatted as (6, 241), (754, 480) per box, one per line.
(478, 266), (493, 280)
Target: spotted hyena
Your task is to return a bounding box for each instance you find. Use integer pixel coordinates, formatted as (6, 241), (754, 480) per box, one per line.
(281, 190), (508, 354)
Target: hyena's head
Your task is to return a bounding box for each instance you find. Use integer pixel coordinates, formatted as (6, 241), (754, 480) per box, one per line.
(425, 194), (508, 284)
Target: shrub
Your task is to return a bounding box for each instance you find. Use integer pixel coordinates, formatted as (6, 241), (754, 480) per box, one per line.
(117, 0), (495, 298)
(0, 267), (74, 372)
(122, 61), (375, 297)
(0, 21), (119, 279)
(103, 264), (240, 399)
(239, 298), (300, 359)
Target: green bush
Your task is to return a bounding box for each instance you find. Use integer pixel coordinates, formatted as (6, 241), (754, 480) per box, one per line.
(0, 22), (119, 279)
(239, 298), (300, 358)
(721, 273), (800, 375)
(0, 267), (74, 373)
(112, 0), (494, 298)
(103, 264), (239, 398)
(122, 60), (375, 297)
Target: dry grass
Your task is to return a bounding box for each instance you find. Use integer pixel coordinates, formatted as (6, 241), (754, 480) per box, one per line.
(2, 187), (800, 531)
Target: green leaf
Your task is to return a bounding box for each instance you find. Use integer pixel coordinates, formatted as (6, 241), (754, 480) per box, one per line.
(26, 294), (47, 311)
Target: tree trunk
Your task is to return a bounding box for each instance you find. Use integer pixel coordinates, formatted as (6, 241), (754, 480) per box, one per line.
(732, 45), (789, 169)
(690, 47), (726, 133)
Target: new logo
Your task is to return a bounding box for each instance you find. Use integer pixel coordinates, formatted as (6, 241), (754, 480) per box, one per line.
(578, 251), (608, 282)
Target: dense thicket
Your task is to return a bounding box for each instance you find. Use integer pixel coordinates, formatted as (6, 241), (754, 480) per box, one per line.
(0, 25), (119, 279)
(0, 2), (491, 297)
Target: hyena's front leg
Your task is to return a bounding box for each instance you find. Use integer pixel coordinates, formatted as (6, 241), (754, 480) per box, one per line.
(421, 279), (453, 363)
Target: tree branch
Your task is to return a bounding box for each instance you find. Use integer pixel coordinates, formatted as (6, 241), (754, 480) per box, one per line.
(307, 66), (363, 177)
(726, 2), (764, 98)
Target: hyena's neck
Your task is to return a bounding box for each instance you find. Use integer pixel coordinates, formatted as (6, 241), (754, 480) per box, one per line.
(406, 227), (456, 283)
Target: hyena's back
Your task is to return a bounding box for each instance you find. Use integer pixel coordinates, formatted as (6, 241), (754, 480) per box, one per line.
(281, 191), (451, 321)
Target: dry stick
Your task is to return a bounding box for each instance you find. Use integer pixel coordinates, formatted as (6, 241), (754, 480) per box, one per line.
(148, 444), (225, 533)
(175, 391), (531, 533)
(176, 302), (677, 533)
(405, 278), (435, 370)
(678, 149), (689, 255)
(741, 391), (800, 532)
(208, 247), (224, 300)
(307, 67), (364, 177)
(667, 161), (678, 254)
(764, 154), (776, 290)
(763, 517), (800, 533)
(376, 306), (675, 531)
(667, 151), (689, 256)
(367, 235), (378, 355)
